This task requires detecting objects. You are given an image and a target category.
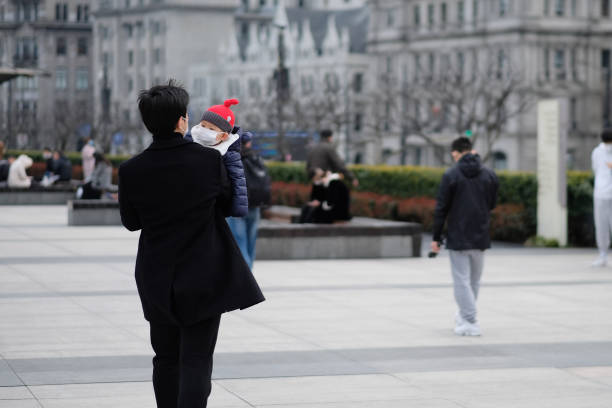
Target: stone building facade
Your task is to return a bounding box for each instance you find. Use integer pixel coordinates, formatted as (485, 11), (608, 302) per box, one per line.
(0, 0), (93, 150)
(189, 0), (370, 161)
(91, 0), (239, 153)
(367, 0), (612, 170)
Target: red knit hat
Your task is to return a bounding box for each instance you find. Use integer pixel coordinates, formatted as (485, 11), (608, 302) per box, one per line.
(200, 99), (239, 133)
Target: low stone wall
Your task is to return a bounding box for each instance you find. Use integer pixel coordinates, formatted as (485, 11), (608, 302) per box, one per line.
(67, 200), (122, 226)
(0, 185), (76, 205)
(65, 202), (423, 258)
(257, 211), (422, 259)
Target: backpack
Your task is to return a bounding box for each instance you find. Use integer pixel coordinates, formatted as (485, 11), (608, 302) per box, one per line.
(243, 153), (270, 208)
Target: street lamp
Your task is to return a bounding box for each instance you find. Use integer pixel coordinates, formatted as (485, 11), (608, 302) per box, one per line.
(273, 0), (289, 161)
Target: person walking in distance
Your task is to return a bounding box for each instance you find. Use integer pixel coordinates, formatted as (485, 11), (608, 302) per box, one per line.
(431, 137), (499, 337)
(591, 128), (612, 267)
(118, 80), (264, 408)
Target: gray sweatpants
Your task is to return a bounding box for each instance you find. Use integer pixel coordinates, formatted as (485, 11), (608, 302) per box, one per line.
(449, 250), (484, 324)
(594, 198), (612, 257)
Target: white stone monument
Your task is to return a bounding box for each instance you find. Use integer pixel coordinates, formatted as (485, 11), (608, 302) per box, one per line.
(537, 99), (568, 246)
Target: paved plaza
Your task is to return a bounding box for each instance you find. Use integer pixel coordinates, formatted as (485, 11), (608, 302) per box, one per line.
(0, 205), (612, 407)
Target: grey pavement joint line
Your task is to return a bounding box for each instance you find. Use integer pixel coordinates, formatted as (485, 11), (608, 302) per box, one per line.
(0, 354), (42, 407)
(213, 380), (257, 408)
(1, 279), (611, 299)
(4, 341), (612, 387)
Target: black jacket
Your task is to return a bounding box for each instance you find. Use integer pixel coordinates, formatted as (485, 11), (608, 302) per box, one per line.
(432, 154), (499, 250)
(52, 156), (72, 181)
(118, 133), (264, 326)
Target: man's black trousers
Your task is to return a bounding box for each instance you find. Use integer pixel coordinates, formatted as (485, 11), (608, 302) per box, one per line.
(149, 315), (221, 408)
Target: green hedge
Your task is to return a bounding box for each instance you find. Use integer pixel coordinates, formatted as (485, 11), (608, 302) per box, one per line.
(267, 162), (595, 247)
(6, 150), (131, 168)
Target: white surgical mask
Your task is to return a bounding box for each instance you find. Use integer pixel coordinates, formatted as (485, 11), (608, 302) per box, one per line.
(191, 125), (221, 146)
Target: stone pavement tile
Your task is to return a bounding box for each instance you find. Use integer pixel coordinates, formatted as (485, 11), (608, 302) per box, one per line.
(0, 242), (73, 258)
(0, 386), (32, 400)
(0, 359), (24, 387)
(218, 374), (422, 406)
(459, 394), (612, 408)
(49, 240), (138, 257)
(396, 367), (612, 401)
(567, 366), (612, 387)
(255, 399), (464, 408)
(30, 381), (249, 408)
(0, 400), (40, 408)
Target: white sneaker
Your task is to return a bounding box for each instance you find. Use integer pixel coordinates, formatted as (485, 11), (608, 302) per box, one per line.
(591, 257), (608, 267)
(454, 321), (482, 337)
(455, 312), (464, 326)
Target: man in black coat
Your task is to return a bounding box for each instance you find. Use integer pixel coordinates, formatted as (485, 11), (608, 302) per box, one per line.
(118, 80), (264, 408)
(431, 137), (498, 337)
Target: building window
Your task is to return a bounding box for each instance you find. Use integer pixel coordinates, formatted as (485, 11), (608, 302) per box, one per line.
(603, 49), (611, 77)
(387, 9), (395, 26)
(499, 0), (508, 16)
(127, 76), (134, 92)
(248, 78), (261, 98)
(77, 38), (88, 56)
(440, 3), (447, 28)
(193, 78), (207, 97)
(457, 51), (465, 80)
(428, 53), (435, 80)
(603, 0), (610, 17)
(493, 151), (508, 170)
(544, 0), (550, 15)
(55, 68), (68, 89)
(544, 48), (550, 80)
(428, 4), (435, 29)
(76, 68), (88, 90)
(154, 48), (163, 64)
(55, 3), (68, 21)
(386, 56), (393, 74)
(458, 1), (465, 23)
(354, 113), (363, 132)
(125, 24), (133, 38)
(570, 97), (577, 129)
(571, 0), (577, 16)
(555, 0), (565, 16)
(497, 49), (506, 79)
(555, 49), (566, 80)
(414, 5), (421, 27)
(56, 37), (67, 56)
(473, 0), (479, 22)
(128, 50), (134, 66)
(571, 48), (578, 80)
(353, 73), (363, 93)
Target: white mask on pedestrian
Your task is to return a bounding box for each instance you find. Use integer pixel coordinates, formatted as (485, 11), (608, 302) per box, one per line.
(191, 125), (223, 146)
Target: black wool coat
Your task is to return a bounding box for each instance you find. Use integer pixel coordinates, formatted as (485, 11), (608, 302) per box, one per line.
(118, 133), (265, 326)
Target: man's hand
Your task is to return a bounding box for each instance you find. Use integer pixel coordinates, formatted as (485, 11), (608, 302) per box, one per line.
(430, 241), (441, 253)
(308, 200), (321, 207)
(352, 178), (359, 188)
(606, 162), (612, 169)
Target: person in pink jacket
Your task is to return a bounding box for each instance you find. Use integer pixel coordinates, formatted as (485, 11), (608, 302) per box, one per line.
(81, 138), (96, 181)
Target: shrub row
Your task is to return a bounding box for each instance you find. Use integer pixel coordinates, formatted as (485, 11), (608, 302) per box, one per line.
(268, 162), (595, 246)
(6, 150), (131, 168)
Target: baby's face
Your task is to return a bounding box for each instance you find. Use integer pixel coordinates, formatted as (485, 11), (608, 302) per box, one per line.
(200, 120), (229, 142)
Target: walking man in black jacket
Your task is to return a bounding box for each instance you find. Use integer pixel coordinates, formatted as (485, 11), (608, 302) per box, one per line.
(431, 137), (499, 337)
(118, 81), (264, 408)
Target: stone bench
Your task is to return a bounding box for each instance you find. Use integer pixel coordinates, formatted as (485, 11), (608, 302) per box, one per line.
(66, 202), (423, 258)
(257, 206), (422, 259)
(0, 184), (76, 205)
(67, 200), (122, 226)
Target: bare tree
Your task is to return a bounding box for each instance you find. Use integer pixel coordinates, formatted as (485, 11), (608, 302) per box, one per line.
(398, 51), (533, 164)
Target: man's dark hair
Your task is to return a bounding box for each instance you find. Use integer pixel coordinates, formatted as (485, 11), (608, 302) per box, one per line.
(43, 147), (51, 151)
(320, 129), (333, 140)
(451, 137), (473, 153)
(138, 79), (189, 136)
(602, 128), (612, 143)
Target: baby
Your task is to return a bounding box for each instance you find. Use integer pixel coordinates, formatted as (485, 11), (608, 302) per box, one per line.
(189, 99), (248, 217)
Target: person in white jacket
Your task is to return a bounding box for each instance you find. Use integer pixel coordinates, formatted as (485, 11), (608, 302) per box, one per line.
(591, 129), (612, 267)
(8, 154), (33, 189)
